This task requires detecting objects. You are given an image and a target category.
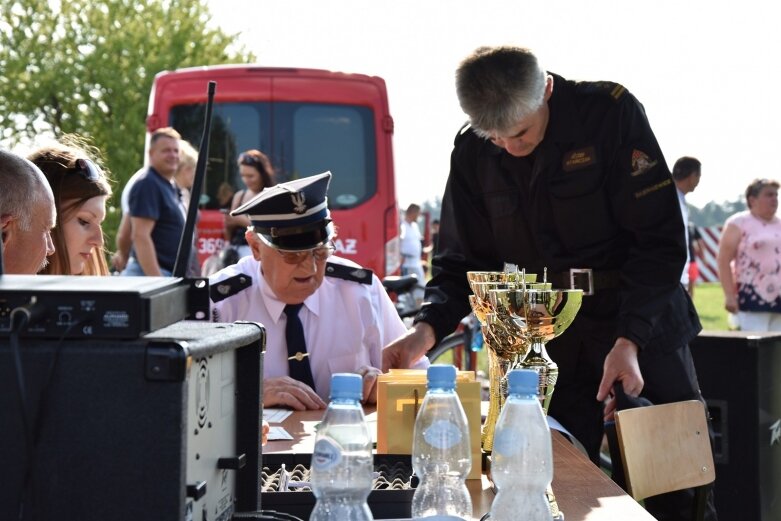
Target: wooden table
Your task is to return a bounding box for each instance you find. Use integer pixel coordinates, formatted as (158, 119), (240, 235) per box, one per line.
(264, 409), (656, 521)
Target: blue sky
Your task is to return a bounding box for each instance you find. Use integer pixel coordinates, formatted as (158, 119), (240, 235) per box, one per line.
(208, 0), (780, 209)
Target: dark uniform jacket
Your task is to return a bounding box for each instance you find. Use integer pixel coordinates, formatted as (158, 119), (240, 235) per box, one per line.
(417, 73), (701, 353)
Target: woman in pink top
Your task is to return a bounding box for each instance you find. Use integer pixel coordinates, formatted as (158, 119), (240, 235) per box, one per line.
(717, 178), (781, 331)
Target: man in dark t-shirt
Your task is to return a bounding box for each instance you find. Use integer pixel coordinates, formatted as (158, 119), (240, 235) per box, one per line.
(121, 127), (185, 276)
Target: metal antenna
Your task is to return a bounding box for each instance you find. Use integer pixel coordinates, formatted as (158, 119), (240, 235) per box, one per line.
(173, 81), (216, 278)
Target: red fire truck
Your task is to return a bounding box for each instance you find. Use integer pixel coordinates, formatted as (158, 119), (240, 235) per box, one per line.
(145, 65), (401, 277)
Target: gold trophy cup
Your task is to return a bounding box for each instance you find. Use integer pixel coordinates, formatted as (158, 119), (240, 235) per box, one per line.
(489, 287), (582, 412)
(466, 271), (536, 452)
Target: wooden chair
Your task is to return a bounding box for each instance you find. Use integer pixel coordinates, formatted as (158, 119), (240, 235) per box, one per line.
(614, 400), (715, 521)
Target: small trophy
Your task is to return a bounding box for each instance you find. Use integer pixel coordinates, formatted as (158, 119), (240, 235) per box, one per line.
(489, 286), (582, 412)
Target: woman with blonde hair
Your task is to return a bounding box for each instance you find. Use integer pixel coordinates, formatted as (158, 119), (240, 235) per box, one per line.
(28, 138), (113, 275)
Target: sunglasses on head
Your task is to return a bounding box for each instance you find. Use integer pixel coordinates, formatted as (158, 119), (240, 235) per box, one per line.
(239, 153), (261, 168)
(72, 158), (103, 182)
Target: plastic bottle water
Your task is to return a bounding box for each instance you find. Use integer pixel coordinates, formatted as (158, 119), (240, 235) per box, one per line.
(309, 373), (374, 521)
(490, 369), (553, 521)
(411, 364), (472, 520)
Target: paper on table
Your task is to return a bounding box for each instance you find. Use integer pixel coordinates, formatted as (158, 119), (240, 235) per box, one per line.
(365, 410), (378, 444)
(268, 426), (294, 441)
(264, 408), (293, 423)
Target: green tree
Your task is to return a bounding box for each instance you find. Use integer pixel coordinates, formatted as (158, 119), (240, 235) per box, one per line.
(689, 197), (745, 227)
(0, 0), (254, 191)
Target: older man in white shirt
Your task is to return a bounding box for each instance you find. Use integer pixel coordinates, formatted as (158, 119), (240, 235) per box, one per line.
(210, 171), (425, 410)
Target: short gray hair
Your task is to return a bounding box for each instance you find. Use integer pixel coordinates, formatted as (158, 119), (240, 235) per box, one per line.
(0, 149), (49, 230)
(456, 46), (547, 138)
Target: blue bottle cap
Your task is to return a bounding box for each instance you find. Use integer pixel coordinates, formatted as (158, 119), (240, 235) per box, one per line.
(427, 364), (457, 390)
(330, 373), (362, 401)
(507, 369), (538, 395)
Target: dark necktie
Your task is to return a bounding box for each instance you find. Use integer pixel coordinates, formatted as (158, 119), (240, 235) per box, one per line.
(283, 303), (316, 391)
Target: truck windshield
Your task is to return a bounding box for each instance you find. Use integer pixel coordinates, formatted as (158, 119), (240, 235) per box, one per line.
(170, 101), (377, 210)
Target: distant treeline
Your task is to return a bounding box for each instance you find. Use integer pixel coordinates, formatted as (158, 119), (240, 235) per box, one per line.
(689, 198), (745, 227)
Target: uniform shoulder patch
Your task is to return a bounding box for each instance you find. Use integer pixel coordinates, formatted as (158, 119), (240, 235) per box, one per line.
(210, 274), (253, 302)
(325, 262), (373, 284)
(577, 80), (627, 102)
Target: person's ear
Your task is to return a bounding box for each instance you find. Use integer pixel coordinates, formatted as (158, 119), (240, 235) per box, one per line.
(1, 214), (15, 246)
(543, 74), (554, 102)
(246, 230), (264, 260)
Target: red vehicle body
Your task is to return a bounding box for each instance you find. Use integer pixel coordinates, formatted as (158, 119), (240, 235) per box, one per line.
(146, 65), (401, 277)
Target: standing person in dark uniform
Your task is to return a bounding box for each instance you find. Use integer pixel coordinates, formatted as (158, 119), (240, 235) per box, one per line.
(383, 46), (715, 521)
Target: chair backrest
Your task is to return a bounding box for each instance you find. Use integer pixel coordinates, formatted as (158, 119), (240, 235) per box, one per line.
(615, 400), (715, 502)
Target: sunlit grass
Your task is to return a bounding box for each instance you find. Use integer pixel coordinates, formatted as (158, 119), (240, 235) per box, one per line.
(692, 282), (729, 331)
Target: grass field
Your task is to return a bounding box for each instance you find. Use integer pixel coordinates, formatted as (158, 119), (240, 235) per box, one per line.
(692, 282), (730, 331)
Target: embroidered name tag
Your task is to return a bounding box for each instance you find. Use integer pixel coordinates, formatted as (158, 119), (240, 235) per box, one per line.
(562, 146), (597, 172)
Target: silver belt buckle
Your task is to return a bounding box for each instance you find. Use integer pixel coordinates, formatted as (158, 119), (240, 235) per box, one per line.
(569, 268), (594, 296)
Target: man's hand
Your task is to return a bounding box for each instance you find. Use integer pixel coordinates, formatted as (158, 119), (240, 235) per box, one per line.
(356, 365), (383, 404)
(263, 376), (326, 411)
(261, 419), (270, 446)
(382, 322), (436, 372)
(596, 337), (643, 421)
(111, 251), (128, 273)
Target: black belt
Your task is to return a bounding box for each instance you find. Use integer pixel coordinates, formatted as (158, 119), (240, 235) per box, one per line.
(549, 269), (621, 296)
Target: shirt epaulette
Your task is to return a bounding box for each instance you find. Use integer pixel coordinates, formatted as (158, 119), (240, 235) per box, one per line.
(210, 274), (253, 302)
(576, 80), (627, 102)
(325, 262), (373, 284)
(454, 122), (472, 145)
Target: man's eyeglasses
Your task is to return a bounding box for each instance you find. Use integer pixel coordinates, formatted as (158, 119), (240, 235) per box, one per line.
(276, 245), (335, 265)
(73, 158), (103, 182)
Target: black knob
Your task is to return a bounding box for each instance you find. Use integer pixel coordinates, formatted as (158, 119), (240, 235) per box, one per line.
(186, 480), (207, 500)
(217, 453), (247, 470)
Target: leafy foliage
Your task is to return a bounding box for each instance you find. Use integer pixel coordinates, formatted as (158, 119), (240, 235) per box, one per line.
(689, 197), (746, 228)
(0, 0), (254, 194)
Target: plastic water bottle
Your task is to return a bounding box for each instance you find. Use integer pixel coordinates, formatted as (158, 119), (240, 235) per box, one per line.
(490, 369), (553, 521)
(309, 373), (374, 521)
(411, 364), (472, 520)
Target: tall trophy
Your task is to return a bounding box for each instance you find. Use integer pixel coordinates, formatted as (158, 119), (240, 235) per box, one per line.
(466, 271), (535, 452)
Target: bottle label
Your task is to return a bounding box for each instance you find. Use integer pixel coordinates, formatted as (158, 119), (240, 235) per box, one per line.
(312, 437), (342, 470)
(423, 419), (463, 449)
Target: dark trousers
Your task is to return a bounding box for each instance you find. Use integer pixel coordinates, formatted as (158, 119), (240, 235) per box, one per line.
(546, 315), (718, 521)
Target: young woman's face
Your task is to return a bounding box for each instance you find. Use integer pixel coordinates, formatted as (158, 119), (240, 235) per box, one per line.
(61, 195), (108, 274)
(239, 164), (264, 192)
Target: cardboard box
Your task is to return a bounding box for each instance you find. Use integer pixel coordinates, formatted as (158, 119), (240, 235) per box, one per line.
(375, 369), (482, 480)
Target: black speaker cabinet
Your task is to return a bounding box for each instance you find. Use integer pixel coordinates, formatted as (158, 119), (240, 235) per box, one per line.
(690, 331), (781, 521)
(0, 320), (265, 521)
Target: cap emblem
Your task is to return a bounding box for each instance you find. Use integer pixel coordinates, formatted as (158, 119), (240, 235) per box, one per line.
(291, 191), (306, 214)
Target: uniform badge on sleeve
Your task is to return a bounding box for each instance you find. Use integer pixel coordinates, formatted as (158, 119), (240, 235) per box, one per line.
(630, 149), (658, 177)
